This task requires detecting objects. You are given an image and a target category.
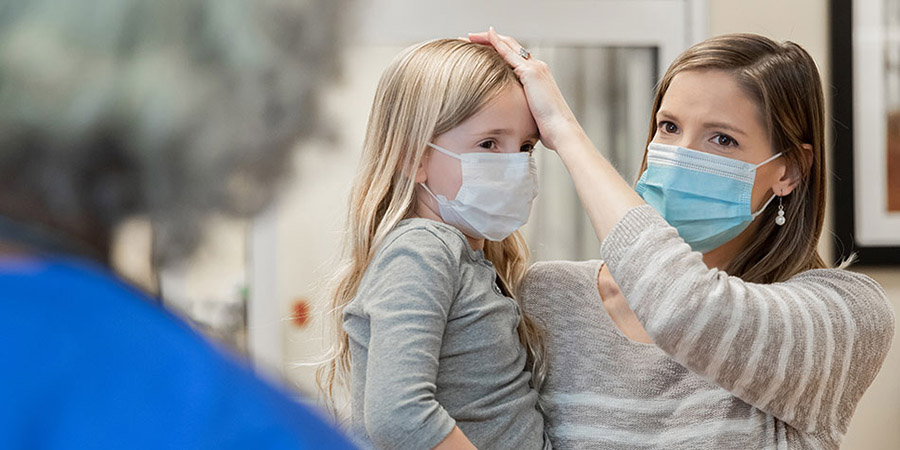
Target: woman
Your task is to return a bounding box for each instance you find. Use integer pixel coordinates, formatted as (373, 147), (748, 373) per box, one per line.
(468, 29), (895, 449)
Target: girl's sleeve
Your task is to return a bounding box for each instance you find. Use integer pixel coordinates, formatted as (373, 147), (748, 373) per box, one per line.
(356, 227), (460, 450)
(600, 205), (895, 440)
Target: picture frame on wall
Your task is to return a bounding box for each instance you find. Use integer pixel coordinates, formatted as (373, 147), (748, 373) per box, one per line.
(831, 0), (900, 265)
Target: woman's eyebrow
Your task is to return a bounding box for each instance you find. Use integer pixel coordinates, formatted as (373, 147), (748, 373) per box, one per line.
(703, 121), (747, 136)
(656, 110), (677, 121)
(657, 110), (747, 137)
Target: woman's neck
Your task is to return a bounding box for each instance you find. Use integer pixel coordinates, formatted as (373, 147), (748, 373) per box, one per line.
(702, 219), (762, 270)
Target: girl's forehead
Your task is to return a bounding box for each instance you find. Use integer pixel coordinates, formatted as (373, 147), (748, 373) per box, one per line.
(452, 86), (537, 137)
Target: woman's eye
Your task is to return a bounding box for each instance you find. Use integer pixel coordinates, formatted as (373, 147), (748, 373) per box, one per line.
(659, 121), (678, 134)
(520, 143), (535, 153)
(712, 134), (738, 147)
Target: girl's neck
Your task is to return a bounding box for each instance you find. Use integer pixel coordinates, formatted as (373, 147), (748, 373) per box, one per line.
(411, 197), (485, 252)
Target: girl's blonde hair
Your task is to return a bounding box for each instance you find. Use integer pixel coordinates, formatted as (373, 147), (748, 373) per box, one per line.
(318, 39), (546, 413)
(641, 33), (828, 283)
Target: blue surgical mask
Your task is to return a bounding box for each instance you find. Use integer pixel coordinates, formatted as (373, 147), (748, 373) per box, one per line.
(635, 143), (782, 253)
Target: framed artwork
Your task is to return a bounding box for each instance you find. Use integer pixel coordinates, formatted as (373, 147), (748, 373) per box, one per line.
(832, 0), (900, 265)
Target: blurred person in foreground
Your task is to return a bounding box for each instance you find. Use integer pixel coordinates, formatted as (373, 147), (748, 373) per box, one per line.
(0, 0), (354, 448)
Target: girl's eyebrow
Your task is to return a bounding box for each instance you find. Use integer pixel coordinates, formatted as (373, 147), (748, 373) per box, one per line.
(477, 128), (513, 136)
(473, 128), (540, 140)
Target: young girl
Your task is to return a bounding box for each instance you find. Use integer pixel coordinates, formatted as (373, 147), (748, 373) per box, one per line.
(320, 39), (549, 449)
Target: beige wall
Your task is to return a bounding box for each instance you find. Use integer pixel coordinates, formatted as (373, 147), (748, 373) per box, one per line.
(846, 269), (900, 449)
(709, 1), (900, 448)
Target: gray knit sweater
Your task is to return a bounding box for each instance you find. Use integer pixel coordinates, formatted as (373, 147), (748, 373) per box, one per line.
(520, 205), (894, 449)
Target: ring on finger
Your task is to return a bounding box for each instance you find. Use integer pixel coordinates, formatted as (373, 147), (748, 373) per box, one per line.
(518, 46), (531, 60)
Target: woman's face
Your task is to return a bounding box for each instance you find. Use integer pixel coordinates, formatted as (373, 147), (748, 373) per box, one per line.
(420, 83), (539, 204)
(650, 69), (789, 213)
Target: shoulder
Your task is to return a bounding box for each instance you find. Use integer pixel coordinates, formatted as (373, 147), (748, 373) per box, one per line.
(0, 257), (245, 379)
(377, 218), (473, 263)
(790, 268), (892, 309)
(790, 267), (895, 339)
(357, 219), (474, 293)
(0, 258), (353, 448)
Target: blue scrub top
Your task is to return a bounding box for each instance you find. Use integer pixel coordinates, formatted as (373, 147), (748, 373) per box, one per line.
(0, 256), (354, 449)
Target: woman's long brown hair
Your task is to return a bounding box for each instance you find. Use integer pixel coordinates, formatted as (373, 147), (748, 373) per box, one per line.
(640, 33), (828, 283)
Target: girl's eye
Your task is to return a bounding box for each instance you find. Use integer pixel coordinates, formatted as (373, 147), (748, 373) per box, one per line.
(659, 121), (678, 134)
(712, 134), (738, 147)
(478, 140), (497, 150)
(520, 143), (535, 153)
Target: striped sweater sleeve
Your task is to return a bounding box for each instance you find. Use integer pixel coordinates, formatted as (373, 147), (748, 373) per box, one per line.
(600, 205), (895, 440)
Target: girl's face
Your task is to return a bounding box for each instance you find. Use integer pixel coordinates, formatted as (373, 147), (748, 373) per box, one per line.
(650, 69), (793, 213)
(416, 83), (538, 221)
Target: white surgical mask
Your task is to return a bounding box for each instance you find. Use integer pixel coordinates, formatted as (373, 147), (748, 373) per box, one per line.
(419, 143), (538, 241)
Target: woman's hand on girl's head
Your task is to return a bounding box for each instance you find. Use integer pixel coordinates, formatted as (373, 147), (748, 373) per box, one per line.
(467, 27), (587, 152)
(470, 28), (644, 239)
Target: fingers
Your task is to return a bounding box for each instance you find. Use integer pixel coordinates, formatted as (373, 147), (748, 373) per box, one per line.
(467, 32), (489, 44)
(496, 33), (525, 55)
(488, 27), (530, 69)
(468, 28), (531, 66)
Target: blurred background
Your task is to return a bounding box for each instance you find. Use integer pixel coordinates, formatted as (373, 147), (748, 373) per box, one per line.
(106, 1), (899, 448)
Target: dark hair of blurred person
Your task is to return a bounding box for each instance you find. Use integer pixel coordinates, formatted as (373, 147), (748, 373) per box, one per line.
(0, 0), (354, 448)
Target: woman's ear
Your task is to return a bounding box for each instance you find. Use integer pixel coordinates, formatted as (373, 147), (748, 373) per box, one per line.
(774, 143), (812, 196)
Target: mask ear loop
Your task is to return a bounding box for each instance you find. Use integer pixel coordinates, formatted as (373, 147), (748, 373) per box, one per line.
(751, 194), (778, 218)
(749, 152), (785, 217)
(419, 143), (459, 203)
(418, 181), (444, 202)
(754, 152), (783, 169)
(427, 143), (463, 160)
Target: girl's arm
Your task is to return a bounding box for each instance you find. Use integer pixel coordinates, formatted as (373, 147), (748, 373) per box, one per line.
(357, 227), (473, 449)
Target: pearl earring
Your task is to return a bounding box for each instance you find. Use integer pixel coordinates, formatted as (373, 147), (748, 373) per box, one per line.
(775, 196), (786, 226)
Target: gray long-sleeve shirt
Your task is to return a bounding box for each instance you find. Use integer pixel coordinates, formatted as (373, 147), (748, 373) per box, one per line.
(344, 218), (546, 449)
(521, 205), (894, 449)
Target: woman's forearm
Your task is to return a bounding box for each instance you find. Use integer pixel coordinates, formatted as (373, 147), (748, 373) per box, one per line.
(554, 127), (645, 242)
